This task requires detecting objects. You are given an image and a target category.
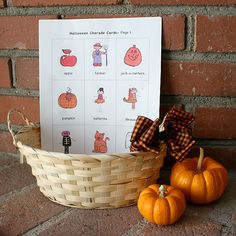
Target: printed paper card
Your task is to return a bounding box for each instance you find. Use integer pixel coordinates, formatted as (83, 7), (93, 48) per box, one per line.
(39, 17), (162, 154)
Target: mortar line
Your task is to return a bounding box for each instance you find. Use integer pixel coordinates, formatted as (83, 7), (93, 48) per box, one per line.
(0, 87), (39, 96)
(1, 50), (236, 63)
(185, 15), (195, 52)
(161, 95), (236, 107)
(198, 140), (236, 146)
(21, 208), (74, 236)
(0, 161), (19, 171)
(0, 88), (235, 105)
(0, 5), (236, 17)
(0, 152), (19, 171)
(122, 218), (148, 236)
(0, 50), (39, 58)
(0, 183), (37, 204)
(161, 51), (236, 63)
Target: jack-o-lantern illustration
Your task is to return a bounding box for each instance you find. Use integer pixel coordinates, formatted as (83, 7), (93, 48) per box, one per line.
(124, 45), (142, 67)
(58, 88), (77, 109)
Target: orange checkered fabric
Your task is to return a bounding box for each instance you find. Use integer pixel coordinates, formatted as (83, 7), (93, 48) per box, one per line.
(130, 107), (196, 161)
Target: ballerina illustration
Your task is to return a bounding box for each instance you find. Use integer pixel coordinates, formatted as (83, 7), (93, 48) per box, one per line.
(95, 87), (105, 112)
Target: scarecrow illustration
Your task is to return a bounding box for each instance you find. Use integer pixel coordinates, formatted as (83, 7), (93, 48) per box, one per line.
(92, 43), (108, 67)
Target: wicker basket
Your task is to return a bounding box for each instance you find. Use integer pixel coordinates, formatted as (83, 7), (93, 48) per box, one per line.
(7, 109), (166, 209)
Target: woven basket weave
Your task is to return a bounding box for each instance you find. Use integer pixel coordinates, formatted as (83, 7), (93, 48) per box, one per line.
(7, 109), (166, 209)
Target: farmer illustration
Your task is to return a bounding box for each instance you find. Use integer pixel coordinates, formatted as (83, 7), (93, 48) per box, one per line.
(92, 43), (107, 67)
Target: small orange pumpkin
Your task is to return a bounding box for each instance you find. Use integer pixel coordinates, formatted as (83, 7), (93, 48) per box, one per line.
(58, 88), (77, 109)
(138, 184), (186, 225)
(170, 148), (228, 204)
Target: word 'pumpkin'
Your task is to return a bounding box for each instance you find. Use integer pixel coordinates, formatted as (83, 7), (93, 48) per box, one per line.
(170, 148), (228, 204)
(138, 184), (186, 225)
(58, 88), (77, 109)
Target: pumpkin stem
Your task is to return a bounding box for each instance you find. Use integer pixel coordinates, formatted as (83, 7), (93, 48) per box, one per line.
(159, 185), (168, 198)
(197, 147), (204, 172)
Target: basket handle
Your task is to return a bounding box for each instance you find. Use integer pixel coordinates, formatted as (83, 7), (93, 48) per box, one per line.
(7, 109), (36, 146)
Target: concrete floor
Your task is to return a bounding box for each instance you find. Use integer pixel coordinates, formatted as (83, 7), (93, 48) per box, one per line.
(0, 152), (235, 236)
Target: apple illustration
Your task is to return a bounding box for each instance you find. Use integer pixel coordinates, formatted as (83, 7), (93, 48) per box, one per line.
(60, 49), (77, 67)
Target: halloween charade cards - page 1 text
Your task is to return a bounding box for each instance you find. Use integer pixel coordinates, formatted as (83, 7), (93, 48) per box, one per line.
(39, 17), (162, 154)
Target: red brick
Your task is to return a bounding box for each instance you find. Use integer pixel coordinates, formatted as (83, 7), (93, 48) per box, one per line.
(139, 215), (222, 235)
(0, 164), (36, 195)
(195, 15), (236, 52)
(0, 0), (4, 8)
(0, 131), (16, 153)
(194, 107), (236, 139)
(0, 58), (11, 88)
(130, 0), (236, 5)
(39, 206), (142, 236)
(0, 95), (39, 124)
(0, 16), (57, 49)
(0, 187), (66, 235)
(65, 14), (185, 51)
(161, 60), (236, 97)
(16, 58), (39, 90)
(11, 0), (121, 6)
(162, 15), (185, 50)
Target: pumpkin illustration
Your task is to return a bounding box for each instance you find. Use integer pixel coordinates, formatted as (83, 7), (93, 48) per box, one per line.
(58, 88), (77, 109)
(124, 45), (142, 67)
(138, 184), (186, 225)
(170, 148), (228, 204)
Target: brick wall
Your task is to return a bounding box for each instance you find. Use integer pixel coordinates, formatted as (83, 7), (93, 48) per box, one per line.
(0, 0), (235, 161)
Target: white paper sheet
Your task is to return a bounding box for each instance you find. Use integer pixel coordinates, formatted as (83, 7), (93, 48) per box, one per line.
(39, 17), (162, 154)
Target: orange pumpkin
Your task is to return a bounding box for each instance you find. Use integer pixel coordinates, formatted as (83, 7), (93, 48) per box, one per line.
(138, 184), (186, 225)
(58, 88), (77, 109)
(170, 148), (228, 204)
